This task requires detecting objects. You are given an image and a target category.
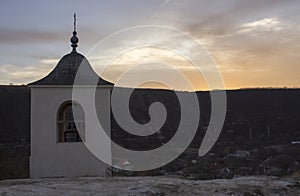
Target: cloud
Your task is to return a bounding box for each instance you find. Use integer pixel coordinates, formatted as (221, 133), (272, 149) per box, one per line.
(160, 0), (172, 8)
(168, 0), (287, 38)
(238, 17), (283, 33)
(1, 0), (300, 89)
(40, 58), (60, 65)
(0, 27), (63, 44)
(0, 63), (52, 84)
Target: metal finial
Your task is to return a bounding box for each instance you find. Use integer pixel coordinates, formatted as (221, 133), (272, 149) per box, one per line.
(73, 13), (76, 31)
(70, 13), (79, 52)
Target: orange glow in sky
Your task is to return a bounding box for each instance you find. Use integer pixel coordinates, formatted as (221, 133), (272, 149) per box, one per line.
(0, 1), (299, 90)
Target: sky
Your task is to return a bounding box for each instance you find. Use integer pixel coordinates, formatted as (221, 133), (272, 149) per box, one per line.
(0, 0), (300, 90)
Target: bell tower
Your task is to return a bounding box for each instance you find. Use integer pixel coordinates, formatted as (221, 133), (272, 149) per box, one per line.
(29, 15), (113, 178)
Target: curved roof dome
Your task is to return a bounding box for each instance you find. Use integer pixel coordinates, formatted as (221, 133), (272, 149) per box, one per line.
(29, 21), (113, 86)
(29, 52), (113, 86)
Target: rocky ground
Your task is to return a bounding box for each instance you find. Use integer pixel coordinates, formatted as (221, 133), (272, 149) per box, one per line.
(0, 176), (299, 195)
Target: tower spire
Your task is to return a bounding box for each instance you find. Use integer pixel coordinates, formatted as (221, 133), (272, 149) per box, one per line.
(74, 13), (76, 31)
(70, 13), (79, 53)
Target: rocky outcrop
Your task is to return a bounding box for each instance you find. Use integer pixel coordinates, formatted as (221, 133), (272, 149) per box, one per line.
(0, 176), (299, 195)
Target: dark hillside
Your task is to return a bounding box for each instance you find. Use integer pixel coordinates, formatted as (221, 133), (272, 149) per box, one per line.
(0, 85), (30, 180)
(112, 88), (300, 178)
(0, 85), (30, 143)
(0, 86), (300, 180)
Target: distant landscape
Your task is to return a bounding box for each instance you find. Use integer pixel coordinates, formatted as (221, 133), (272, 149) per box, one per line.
(0, 85), (300, 180)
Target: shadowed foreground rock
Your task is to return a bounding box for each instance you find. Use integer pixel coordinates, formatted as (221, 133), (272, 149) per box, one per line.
(0, 176), (299, 195)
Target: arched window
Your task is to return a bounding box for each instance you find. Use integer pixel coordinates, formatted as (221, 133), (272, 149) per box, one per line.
(57, 101), (85, 142)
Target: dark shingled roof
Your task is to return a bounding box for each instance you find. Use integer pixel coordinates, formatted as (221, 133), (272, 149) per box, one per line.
(29, 51), (113, 86)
